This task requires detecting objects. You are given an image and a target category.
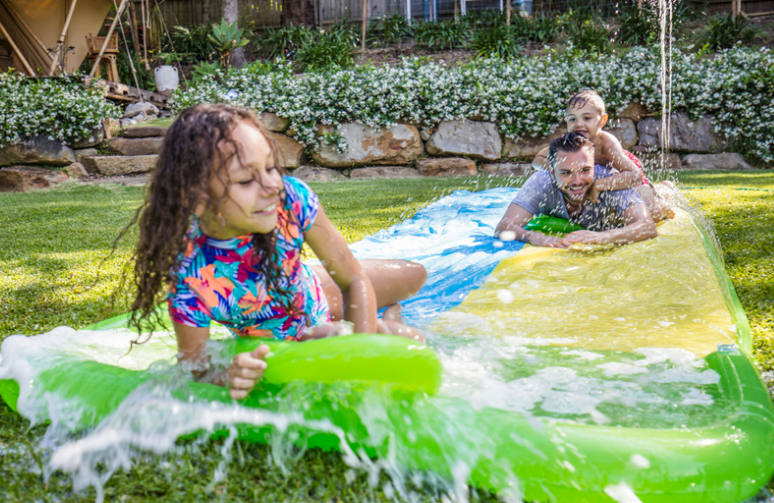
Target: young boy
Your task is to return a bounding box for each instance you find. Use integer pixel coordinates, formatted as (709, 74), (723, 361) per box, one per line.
(532, 89), (674, 222)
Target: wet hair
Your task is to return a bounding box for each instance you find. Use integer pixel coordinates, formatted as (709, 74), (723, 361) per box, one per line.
(548, 132), (595, 169)
(124, 104), (303, 336)
(567, 88), (606, 116)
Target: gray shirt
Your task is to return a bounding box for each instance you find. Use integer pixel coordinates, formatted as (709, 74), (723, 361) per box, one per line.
(512, 166), (643, 231)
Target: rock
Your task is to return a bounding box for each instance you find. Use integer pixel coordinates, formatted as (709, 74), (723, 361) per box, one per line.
(74, 148), (99, 161)
(426, 119), (502, 161)
(419, 126), (433, 141)
(82, 155), (158, 176)
(618, 102), (648, 121)
(103, 118), (120, 140)
(258, 112), (290, 133)
(350, 166), (421, 179)
(119, 118), (138, 129)
(71, 126), (105, 149)
(606, 118), (638, 150)
(311, 123), (424, 167)
(416, 158), (477, 177)
(267, 132), (304, 169)
(503, 124), (566, 159)
(682, 153), (752, 170)
(0, 136), (76, 167)
(637, 114), (729, 152)
(123, 101), (159, 119)
(108, 137), (165, 156)
(291, 166), (347, 182)
(636, 151), (682, 171)
(66, 162), (89, 179)
(123, 126), (169, 138)
(480, 162), (533, 177)
(0, 166), (69, 192)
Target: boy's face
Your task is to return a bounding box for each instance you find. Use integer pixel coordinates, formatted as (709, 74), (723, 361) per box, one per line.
(566, 102), (608, 141)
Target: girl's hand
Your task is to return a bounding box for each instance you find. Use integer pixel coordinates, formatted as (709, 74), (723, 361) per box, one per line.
(585, 180), (602, 204)
(227, 344), (270, 399)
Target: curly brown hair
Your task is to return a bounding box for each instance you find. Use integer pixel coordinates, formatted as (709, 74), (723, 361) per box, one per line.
(125, 104), (303, 335)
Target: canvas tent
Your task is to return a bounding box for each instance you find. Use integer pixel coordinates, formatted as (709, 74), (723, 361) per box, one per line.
(0, 0), (112, 76)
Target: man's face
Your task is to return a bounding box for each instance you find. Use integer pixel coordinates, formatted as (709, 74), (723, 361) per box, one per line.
(550, 147), (595, 204)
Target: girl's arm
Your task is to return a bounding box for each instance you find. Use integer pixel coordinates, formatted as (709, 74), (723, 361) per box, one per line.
(173, 321), (268, 399)
(304, 206), (379, 334)
(587, 134), (642, 202)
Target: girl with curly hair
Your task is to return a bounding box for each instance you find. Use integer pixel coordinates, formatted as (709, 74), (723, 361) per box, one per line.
(128, 104), (426, 399)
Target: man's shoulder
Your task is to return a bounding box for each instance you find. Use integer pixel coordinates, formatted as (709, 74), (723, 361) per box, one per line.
(593, 165), (617, 179)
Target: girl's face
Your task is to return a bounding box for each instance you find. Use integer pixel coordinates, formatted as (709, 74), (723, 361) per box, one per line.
(566, 102), (607, 141)
(200, 122), (283, 239)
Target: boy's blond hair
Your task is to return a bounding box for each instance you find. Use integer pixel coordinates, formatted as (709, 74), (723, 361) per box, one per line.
(567, 89), (606, 115)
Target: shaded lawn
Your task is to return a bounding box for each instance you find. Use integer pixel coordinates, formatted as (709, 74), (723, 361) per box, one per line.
(0, 172), (772, 501)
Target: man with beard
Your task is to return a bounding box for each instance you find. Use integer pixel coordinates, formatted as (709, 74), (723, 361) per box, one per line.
(495, 133), (657, 249)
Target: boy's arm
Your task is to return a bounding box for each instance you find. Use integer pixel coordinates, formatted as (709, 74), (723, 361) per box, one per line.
(495, 203), (568, 248)
(587, 133), (642, 202)
(532, 146), (550, 170)
(559, 203), (657, 246)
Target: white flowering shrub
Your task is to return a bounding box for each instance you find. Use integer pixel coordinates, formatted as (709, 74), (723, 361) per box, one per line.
(173, 47), (774, 162)
(0, 72), (121, 148)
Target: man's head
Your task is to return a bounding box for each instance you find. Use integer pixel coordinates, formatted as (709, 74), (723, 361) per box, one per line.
(548, 132), (596, 205)
(566, 89), (608, 141)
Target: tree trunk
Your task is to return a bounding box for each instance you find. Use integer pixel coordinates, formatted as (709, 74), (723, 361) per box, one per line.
(281, 0), (316, 27)
(222, 0), (246, 67)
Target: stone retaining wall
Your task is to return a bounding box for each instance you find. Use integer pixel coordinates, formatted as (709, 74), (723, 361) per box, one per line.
(0, 108), (760, 191)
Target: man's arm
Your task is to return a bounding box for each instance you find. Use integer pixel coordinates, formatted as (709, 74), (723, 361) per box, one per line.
(560, 202), (657, 246)
(495, 203), (568, 248)
(532, 146), (550, 170)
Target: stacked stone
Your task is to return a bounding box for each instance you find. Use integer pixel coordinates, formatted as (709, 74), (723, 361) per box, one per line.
(0, 103), (756, 191)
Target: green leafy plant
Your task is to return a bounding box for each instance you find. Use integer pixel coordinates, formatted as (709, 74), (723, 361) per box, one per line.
(511, 14), (560, 43)
(700, 13), (759, 50)
(413, 19), (469, 50)
(471, 24), (521, 60)
(373, 13), (413, 46)
(162, 25), (216, 64)
(567, 17), (612, 53)
(615, 4), (658, 45)
(256, 24), (316, 59)
(115, 51), (154, 89)
(191, 61), (222, 84)
(208, 19), (250, 66)
(295, 29), (356, 72)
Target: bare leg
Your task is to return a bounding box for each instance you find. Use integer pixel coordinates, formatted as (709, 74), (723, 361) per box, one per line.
(311, 259), (427, 321)
(636, 185), (675, 223)
(311, 260), (427, 341)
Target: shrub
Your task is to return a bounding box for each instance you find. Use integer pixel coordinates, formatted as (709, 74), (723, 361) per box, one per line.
(700, 13), (759, 50)
(295, 27), (357, 72)
(256, 24), (315, 59)
(0, 72), (121, 147)
(471, 25), (521, 60)
(511, 14), (560, 44)
(162, 25), (217, 64)
(372, 13), (413, 46)
(172, 46), (774, 163)
(413, 19), (469, 50)
(615, 4), (658, 45)
(566, 17), (613, 53)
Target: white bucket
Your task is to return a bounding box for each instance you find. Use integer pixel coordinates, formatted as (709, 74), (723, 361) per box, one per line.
(154, 65), (179, 92)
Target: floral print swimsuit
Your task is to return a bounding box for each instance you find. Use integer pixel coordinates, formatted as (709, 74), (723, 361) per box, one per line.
(168, 177), (331, 340)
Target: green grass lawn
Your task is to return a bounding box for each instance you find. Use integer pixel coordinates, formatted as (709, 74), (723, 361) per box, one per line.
(0, 172), (772, 501)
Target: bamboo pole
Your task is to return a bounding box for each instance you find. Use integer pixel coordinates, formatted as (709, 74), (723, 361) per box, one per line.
(506, 1), (511, 25)
(0, 17), (35, 75)
(89, 0), (129, 78)
(2, 1), (60, 72)
(48, 0), (80, 76)
(127, 0), (143, 67)
(361, 0), (367, 52)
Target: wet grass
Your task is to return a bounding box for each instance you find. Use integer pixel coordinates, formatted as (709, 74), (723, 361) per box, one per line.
(0, 171), (772, 501)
